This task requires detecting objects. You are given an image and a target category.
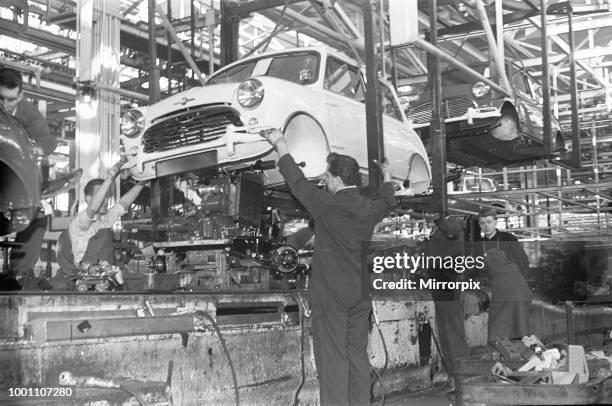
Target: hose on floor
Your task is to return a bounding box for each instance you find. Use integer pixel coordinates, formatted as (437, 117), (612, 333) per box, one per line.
(292, 295), (307, 406)
(118, 384), (146, 406)
(196, 311), (239, 406)
(370, 303), (388, 406)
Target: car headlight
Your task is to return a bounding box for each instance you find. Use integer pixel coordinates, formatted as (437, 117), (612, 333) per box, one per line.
(471, 82), (490, 98)
(120, 110), (145, 138)
(237, 78), (264, 108)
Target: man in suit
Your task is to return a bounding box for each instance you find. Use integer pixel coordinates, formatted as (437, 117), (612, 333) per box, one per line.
(261, 128), (395, 406)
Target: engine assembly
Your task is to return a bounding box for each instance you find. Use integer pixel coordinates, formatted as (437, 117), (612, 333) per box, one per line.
(121, 168), (312, 292)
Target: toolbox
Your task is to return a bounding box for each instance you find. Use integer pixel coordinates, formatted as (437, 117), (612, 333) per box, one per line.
(455, 352), (612, 405)
(456, 375), (612, 405)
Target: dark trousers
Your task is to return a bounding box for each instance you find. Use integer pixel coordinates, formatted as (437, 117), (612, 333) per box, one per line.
(432, 291), (470, 377)
(311, 300), (371, 406)
(10, 216), (47, 276)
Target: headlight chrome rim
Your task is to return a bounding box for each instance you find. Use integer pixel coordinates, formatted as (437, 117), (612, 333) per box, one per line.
(121, 110), (145, 138)
(237, 78), (265, 108)
(471, 82), (491, 98)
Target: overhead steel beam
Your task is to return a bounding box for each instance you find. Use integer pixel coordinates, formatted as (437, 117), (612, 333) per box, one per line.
(436, 9), (538, 37)
(520, 45), (612, 67)
(417, 12), (488, 62)
(228, 0), (305, 16)
(528, 17), (608, 87)
(0, 19), (75, 55)
(410, 38), (511, 97)
(122, 0), (145, 17)
(453, 180), (612, 199)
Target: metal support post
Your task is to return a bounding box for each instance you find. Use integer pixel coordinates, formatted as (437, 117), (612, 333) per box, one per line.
(220, 1), (239, 67)
(363, 0), (385, 191)
(567, 5), (581, 167)
(148, 0), (161, 103)
(190, 0), (195, 80)
(75, 0), (121, 205)
(427, 0), (447, 215)
(540, 0), (553, 156)
(166, 0), (172, 94)
(148, 0), (163, 236)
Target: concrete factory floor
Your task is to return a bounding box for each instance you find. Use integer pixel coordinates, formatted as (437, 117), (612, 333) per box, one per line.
(384, 384), (454, 406)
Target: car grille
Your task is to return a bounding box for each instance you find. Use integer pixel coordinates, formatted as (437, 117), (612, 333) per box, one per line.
(142, 105), (242, 153)
(408, 97), (477, 125)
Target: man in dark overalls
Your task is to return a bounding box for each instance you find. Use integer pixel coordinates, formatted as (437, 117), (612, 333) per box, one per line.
(261, 128), (396, 406)
(0, 67), (58, 277)
(423, 218), (470, 389)
(61, 159), (146, 275)
(475, 208), (532, 341)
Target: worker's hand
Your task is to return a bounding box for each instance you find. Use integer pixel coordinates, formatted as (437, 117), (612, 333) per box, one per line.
(260, 128), (285, 147)
(260, 128), (289, 156)
(107, 156), (128, 179)
(32, 145), (44, 157)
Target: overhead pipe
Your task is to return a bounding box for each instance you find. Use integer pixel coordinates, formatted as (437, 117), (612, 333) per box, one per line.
(91, 82), (149, 102)
(411, 38), (511, 97)
(332, 1), (363, 42)
(474, 0), (512, 94)
(155, 4), (206, 86)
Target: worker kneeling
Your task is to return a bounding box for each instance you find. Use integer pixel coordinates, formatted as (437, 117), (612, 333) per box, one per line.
(57, 158), (146, 284)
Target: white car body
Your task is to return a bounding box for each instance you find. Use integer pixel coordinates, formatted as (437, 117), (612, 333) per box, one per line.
(121, 48), (431, 194)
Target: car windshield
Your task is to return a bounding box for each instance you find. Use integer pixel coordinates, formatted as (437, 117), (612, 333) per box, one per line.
(207, 52), (320, 86)
(442, 64), (490, 86)
(464, 177), (496, 192)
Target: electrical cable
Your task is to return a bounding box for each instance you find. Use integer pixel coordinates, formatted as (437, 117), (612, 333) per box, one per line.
(118, 384), (146, 406)
(370, 303), (388, 406)
(292, 294), (306, 406)
(196, 311), (240, 406)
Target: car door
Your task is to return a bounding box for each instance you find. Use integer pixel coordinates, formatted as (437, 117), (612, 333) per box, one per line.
(510, 65), (540, 141)
(380, 81), (412, 177)
(322, 56), (367, 166)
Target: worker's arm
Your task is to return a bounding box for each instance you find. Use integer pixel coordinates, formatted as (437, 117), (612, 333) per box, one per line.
(286, 224), (315, 249)
(371, 159), (397, 221)
(261, 128), (332, 218)
(15, 100), (57, 155)
(507, 233), (530, 273)
(85, 158), (126, 219)
(118, 181), (147, 210)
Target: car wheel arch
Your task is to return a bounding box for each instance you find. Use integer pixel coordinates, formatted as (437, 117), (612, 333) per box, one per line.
(402, 152), (430, 195)
(281, 112), (331, 178)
